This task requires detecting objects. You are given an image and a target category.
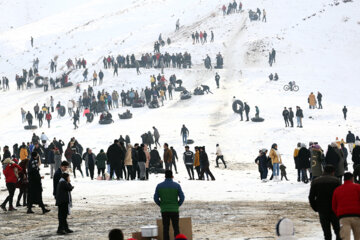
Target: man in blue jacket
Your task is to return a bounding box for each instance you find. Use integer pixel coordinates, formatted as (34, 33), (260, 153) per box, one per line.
(154, 170), (185, 240)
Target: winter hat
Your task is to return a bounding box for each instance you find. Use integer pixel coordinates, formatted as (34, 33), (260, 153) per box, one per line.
(330, 142), (338, 148)
(175, 234), (188, 240)
(276, 218), (294, 237)
(261, 148), (267, 153)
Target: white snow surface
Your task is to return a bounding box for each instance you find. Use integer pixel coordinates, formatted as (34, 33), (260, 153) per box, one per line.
(0, 0), (360, 239)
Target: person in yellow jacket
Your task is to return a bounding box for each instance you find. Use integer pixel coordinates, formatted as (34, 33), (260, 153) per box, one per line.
(194, 147), (201, 179)
(308, 92), (317, 109)
(93, 71), (98, 86)
(19, 143), (28, 160)
(159, 90), (165, 106)
(150, 75), (156, 88)
(269, 143), (282, 181)
(293, 143), (301, 181)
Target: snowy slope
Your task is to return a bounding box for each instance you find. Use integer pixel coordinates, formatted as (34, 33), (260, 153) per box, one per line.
(0, 0), (360, 239)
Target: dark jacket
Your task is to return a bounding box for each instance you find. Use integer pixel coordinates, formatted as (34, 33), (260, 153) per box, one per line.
(352, 145), (360, 166)
(106, 143), (123, 167)
(199, 151), (209, 167)
(28, 158), (43, 204)
(53, 168), (63, 197)
(48, 150), (55, 164)
(56, 179), (74, 206)
(298, 147), (310, 169)
(71, 153), (82, 167)
(138, 148), (146, 163)
(183, 150), (194, 165)
(309, 175), (341, 214)
(346, 132), (355, 143)
(325, 146), (342, 171)
(171, 149), (178, 161)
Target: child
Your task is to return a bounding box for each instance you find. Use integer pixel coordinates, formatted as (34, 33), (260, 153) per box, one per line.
(56, 172), (74, 235)
(280, 164), (289, 181)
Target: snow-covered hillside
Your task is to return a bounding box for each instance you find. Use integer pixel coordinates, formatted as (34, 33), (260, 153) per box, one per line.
(0, 0), (359, 239)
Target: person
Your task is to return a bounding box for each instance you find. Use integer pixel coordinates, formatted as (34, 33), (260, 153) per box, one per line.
(53, 161), (69, 199)
(84, 149), (96, 180)
(163, 143), (173, 171)
(26, 111), (33, 127)
(180, 124), (189, 146)
(215, 73), (220, 88)
(194, 147), (201, 179)
(56, 172), (74, 235)
(170, 147), (178, 174)
(198, 146), (215, 180)
(346, 131), (355, 153)
(31, 36), (33, 47)
(38, 111), (44, 127)
(16, 158), (29, 207)
(269, 144), (282, 181)
(124, 145), (133, 180)
(298, 143), (310, 183)
(332, 172), (360, 240)
(154, 170), (185, 240)
(255, 149), (268, 182)
(153, 126), (161, 148)
(352, 141), (360, 171)
(183, 146), (194, 180)
(325, 142), (344, 181)
(71, 149), (83, 178)
(138, 144), (146, 180)
(45, 111), (52, 128)
(308, 92), (317, 109)
(342, 106), (347, 120)
(1, 158), (22, 211)
(289, 107), (294, 127)
(310, 144), (324, 180)
(94, 149), (106, 179)
(27, 151), (50, 214)
(108, 229), (124, 240)
(210, 30), (214, 42)
(244, 102), (250, 121)
(274, 73), (279, 81)
(317, 92), (323, 109)
(309, 165), (341, 240)
(215, 144), (226, 168)
(296, 106), (303, 128)
(48, 147), (56, 178)
(282, 107), (290, 127)
(107, 140), (123, 180)
(175, 19), (180, 31)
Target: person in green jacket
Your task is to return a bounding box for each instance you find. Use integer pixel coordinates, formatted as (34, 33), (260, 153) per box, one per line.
(96, 149), (107, 179)
(154, 170), (185, 240)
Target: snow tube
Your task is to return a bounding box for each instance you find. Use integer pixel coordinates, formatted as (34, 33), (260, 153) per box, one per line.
(59, 106), (66, 117)
(180, 93), (191, 100)
(175, 86), (186, 92)
(34, 76), (44, 88)
(251, 117), (264, 122)
(99, 119), (114, 125)
(86, 113), (94, 123)
(132, 102), (144, 108)
(232, 100), (244, 114)
(24, 125), (38, 130)
(186, 139), (194, 144)
(63, 82), (73, 88)
(148, 102), (160, 109)
(118, 113), (132, 119)
(214, 65), (223, 69)
(193, 89), (204, 95)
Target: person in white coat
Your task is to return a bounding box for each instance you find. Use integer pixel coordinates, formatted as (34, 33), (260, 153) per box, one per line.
(215, 144), (227, 168)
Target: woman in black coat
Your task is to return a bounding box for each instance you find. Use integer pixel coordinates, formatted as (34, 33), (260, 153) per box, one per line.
(298, 145), (310, 183)
(56, 173), (74, 235)
(27, 152), (50, 214)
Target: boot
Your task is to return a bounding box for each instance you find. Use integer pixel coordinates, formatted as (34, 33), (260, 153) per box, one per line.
(8, 206), (17, 211)
(27, 208), (34, 214)
(42, 208), (50, 214)
(1, 204), (7, 211)
(16, 202), (21, 207)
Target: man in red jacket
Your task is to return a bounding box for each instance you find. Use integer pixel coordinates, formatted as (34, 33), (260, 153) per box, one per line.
(1, 158), (22, 211)
(332, 172), (360, 240)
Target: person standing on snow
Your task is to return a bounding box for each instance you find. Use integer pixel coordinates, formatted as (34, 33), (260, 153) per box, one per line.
(26, 111), (34, 127)
(269, 143), (282, 181)
(342, 106), (347, 120)
(215, 144), (227, 168)
(255, 149), (268, 182)
(215, 73), (220, 88)
(170, 147), (178, 174)
(289, 107), (294, 127)
(244, 102), (250, 121)
(153, 126), (161, 148)
(262, 9), (267, 22)
(183, 146), (194, 180)
(346, 131), (355, 153)
(210, 31), (214, 42)
(296, 106), (303, 128)
(282, 107), (290, 127)
(31, 36), (33, 47)
(38, 111), (44, 128)
(180, 125), (189, 146)
(45, 112), (52, 128)
(317, 92), (323, 109)
(198, 146), (215, 181)
(175, 19), (180, 31)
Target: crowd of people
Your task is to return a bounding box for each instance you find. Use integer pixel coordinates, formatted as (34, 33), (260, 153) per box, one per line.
(191, 30), (214, 44)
